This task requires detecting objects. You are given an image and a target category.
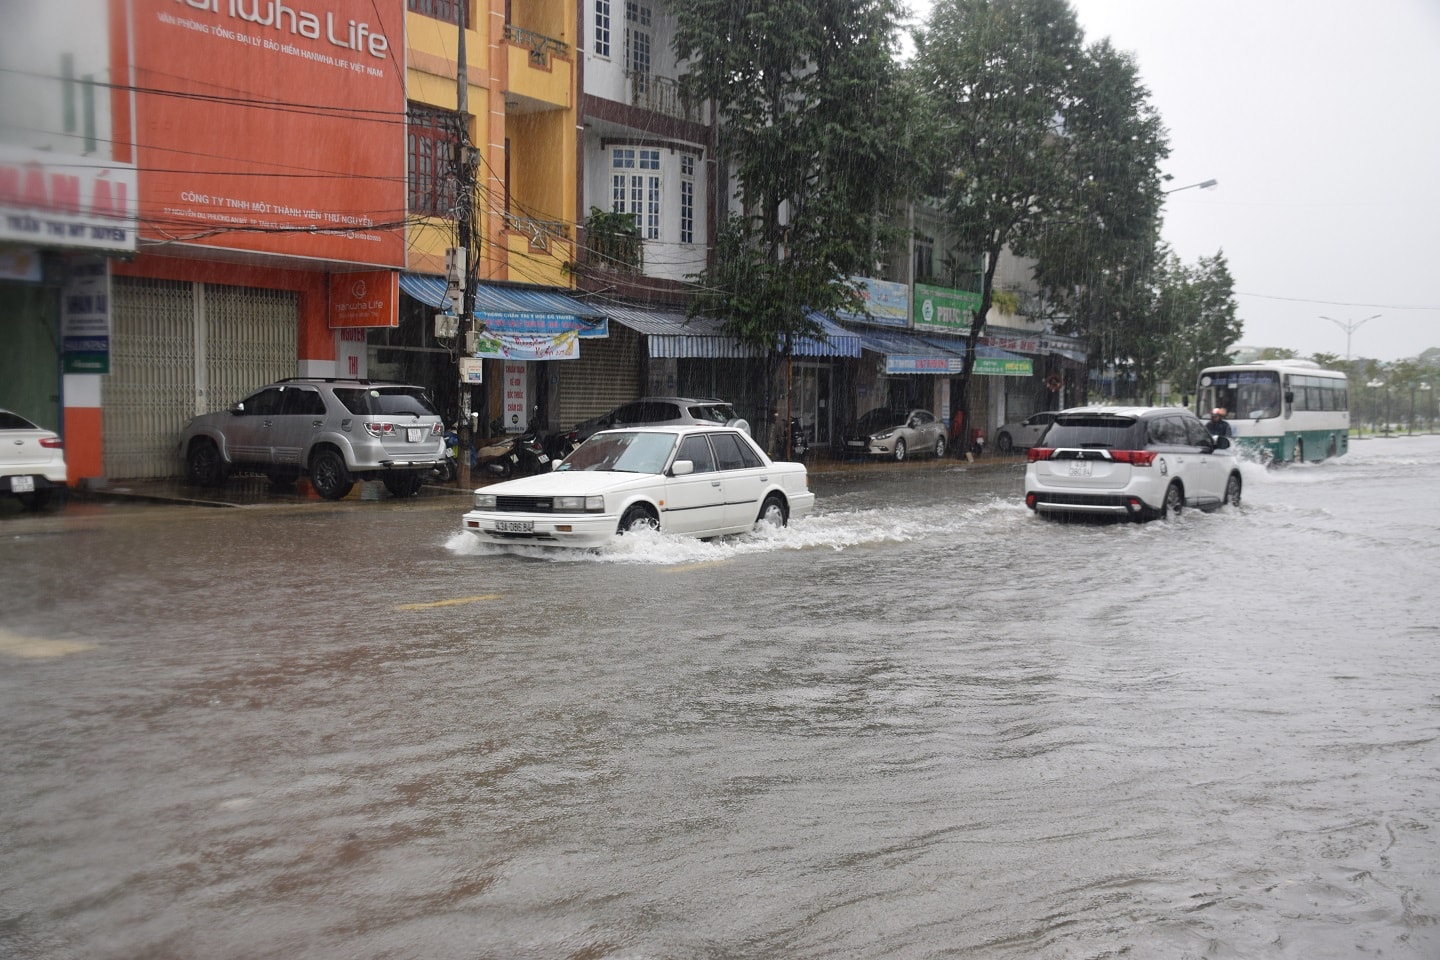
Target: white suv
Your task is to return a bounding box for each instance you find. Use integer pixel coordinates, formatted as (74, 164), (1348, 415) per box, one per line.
(1024, 406), (1242, 521)
(180, 378), (445, 500)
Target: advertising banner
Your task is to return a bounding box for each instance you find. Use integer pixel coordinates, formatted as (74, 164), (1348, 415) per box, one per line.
(475, 311), (609, 339)
(474, 331), (580, 362)
(61, 257), (112, 374)
(131, 0), (405, 266)
(913, 283), (983, 334)
(849, 276), (910, 328)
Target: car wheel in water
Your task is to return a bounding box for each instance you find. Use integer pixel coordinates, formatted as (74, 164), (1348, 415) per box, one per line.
(893, 438), (907, 462)
(1224, 472), (1242, 507)
(186, 439), (228, 487)
(618, 505), (658, 535)
(1162, 482), (1184, 520)
(934, 435), (947, 458)
(996, 432), (1013, 453)
(755, 493), (787, 530)
(383, 471), (424, 498)
(309, 449), (354, 500)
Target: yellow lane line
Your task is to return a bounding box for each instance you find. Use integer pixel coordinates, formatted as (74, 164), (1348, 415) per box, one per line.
(396, 594), (502, 610)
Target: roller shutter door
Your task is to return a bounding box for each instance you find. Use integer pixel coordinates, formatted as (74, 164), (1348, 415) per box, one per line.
(555, 324), (644, 429)
(104, 278), (296, 480)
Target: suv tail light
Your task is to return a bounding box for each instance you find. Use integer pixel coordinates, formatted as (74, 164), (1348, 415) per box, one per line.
(1110, 450), (1156, 466)
(364, 421), (397, 439)
(1027, 447), (1053, 462)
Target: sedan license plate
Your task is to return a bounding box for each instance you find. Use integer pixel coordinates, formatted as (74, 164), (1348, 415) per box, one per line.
(495, 519), (533, 534)
(1066, 460), (1093, 478)
(11, 475), (34, 493)
(407, 427), (424, 443)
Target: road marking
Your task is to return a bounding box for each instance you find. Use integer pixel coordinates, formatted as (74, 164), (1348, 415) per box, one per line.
(0, 628), (96, 659)
(396, 594), (502, 610)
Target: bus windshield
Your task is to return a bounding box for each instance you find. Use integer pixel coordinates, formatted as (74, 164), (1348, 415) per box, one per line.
(1198, 369), (1282, 421)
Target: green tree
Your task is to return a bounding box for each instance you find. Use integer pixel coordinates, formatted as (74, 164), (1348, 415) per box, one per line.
(913, 0), (1168, 422)
(1159, 251), (1242, 395)
(672, 0), (919, 449)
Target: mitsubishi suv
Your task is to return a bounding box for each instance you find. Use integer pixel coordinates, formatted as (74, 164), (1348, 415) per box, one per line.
(1024, 406), (1242, 521)
(180, 378), (445, 500)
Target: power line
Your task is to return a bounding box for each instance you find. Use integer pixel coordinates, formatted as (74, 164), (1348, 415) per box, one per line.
(1235, 291), (1440, 312)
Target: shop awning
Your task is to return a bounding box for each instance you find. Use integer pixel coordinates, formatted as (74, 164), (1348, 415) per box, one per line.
(848, 327), (965, 375)
(399, 273), (606, 336)
(602, 306), (863, 359)
(918, 334), (1034, 377)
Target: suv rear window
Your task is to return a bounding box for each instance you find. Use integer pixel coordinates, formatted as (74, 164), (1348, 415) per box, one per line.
(1043, 415), (1144, 449)
(333, 386), (439, 417)
(685, 403), (734, 424)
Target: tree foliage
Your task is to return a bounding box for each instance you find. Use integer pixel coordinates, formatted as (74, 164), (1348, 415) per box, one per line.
(672, 0), (919, 443)
(912, 0), (1169, 421)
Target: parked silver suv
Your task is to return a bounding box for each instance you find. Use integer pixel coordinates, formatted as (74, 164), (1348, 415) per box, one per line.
(180, 378), (445, 500)
(1024, 406), (1242, 521)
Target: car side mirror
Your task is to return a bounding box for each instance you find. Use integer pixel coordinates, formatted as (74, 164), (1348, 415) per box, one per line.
(230, 402), (245, 414)
(671, 460), (694, 477)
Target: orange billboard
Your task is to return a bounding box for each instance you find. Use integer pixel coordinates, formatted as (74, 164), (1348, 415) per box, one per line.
(329, 269), (398, 328)
(130, 0), (406, 267)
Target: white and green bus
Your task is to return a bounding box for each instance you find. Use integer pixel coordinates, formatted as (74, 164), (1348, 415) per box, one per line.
(1195, 361), (1349, 464)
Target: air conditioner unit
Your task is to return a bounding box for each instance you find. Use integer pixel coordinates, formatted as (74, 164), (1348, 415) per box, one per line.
(434, 313), (459, 339)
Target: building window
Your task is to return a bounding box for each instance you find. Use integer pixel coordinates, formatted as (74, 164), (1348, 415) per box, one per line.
(408, 103), (460, 219)
(594, 0), (611, 58)
(408, 0), (466, 29)
(611, 147), (660, 240)
(680, 155), (695, 245)
(625, 2), (651, 92)
(915, 234), (935, 283)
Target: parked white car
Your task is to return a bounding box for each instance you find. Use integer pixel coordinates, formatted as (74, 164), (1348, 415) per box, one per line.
(994, 410), (1059, 453)
(462, 424), (814, 547)
(0, 408), (67, 510)
(1024, 406), (1242, 521)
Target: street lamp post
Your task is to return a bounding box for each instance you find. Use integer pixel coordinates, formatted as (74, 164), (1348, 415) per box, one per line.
(1367, 379), (1384, 435)
(1163, 178), (1218, 195)
(1321, 315), (1381, 362)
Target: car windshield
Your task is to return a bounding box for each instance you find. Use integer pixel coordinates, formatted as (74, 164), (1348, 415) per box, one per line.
(557, 431), (676, 474)
(333, 386), (439, 417)
(1043, 416), (1141, 449)
(856, 409), (903, 432)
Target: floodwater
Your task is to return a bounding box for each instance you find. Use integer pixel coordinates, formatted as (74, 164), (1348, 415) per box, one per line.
(2, 437), (1438, 959)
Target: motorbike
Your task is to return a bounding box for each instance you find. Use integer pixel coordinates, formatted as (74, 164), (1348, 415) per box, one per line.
(474, 425), (550, 480)
(784, 417), (810, 461)
(434, 425), (461, 482)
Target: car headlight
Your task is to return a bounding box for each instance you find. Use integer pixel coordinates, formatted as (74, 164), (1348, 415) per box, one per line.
(873, 431), (894, 441)
(553, 495), (605, 512)
(473, 493), (496, 509)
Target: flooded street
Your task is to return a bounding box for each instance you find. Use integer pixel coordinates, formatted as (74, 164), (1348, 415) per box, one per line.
(3, 437), (1439, 959)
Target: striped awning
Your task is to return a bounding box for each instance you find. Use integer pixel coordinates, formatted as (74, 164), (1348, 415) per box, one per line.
(602, 306), (863, 359)
(399, 273), (605, 331)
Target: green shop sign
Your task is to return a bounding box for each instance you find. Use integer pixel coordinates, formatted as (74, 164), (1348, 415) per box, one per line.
(973, 355), (1033, 377)
(913, 283), (982, 334)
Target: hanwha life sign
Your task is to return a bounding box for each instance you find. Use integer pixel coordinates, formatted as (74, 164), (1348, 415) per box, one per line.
(329, 270), (398, 328)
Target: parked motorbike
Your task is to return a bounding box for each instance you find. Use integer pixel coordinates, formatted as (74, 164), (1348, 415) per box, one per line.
(784, 417), (810, 461)
(474, 426), (550, 480)
(543, 428), (580, 463)
(434, 425), (460, 482)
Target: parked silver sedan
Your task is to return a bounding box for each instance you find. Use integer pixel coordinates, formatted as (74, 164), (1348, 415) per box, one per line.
(843, 408), (948, 461)
(995, 410), (1060, 453)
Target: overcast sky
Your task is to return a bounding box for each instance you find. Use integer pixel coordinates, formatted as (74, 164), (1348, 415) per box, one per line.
(907, 0), (1440, 363)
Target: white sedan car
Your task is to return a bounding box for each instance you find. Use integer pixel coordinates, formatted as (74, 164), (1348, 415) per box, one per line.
(1, 408), (67, 510)
(462, 424), (815, 547)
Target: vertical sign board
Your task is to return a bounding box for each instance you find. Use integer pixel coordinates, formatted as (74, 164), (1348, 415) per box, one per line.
(61, 257), (112, 374)
(132, 0), (406, 267)
(503, 362), (529, 432)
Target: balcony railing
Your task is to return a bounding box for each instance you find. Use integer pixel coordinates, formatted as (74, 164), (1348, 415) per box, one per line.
(505, 25), (570, 67)
(504, 213), (571, 250)
(626, 72), (705, 124)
